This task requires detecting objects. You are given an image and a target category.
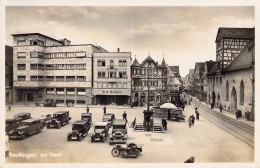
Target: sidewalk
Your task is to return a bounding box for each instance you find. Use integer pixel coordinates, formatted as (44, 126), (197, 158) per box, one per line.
(190, 96), (254, 128)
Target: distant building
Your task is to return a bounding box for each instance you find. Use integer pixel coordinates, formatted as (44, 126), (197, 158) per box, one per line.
(131, 56), (168, 106)
(5, 45), (13, 104)
(92, 50), (131, 105)
(166, 65), (182, 103)
(12, 33), (106, 105)
(204, 60), (216, 104)
(193, 62), (206, 102)
(186, 69), (194, 94)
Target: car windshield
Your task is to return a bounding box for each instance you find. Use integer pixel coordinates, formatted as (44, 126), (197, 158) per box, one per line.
(82, 116), (90, 119)
(72, 124), (82, 130)
(113, 125), (125, 129)
(95, 126), (105, 129)
(53, 114), (62, 118)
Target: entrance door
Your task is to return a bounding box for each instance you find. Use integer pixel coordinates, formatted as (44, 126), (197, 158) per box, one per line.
(231, 87), (237, 112)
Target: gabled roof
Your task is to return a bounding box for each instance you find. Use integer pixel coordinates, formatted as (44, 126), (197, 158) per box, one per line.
(141, 55), (155, 65)
(195, 62), (205, 71)
(5, 45), (13, 66)
(207, 63), (217, 75)
(132, 57), (140, 66)
(205, 61), (216, 73)
(222, 40), (254, 72)
(169, 66), (179, 74)
(215, 27), (254, 43)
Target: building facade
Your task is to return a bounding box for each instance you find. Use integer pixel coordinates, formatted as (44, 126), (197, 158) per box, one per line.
(92, 51), (131, 105)
(12, 33), (106, 105)
(131, 56), (168, 106)
(166, 65), (182, 103)
(6, 45), (13, 104)
(193, 62), (206, 102)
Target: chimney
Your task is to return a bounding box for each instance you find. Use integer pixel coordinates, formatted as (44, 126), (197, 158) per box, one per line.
(117, 48), (120, 52)
(60, 38), (71, 46)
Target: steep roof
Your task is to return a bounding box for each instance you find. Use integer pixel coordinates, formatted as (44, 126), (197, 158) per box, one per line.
(215, 27), (254, 43)
(205, 61), (216, 73)
(5, 45), (13, 66)
(207, 63), (217, 75)
(160, 58), (167, 68)
(195, 62), (205, 71)
(222, 40), (254, 72)
(169, 66), (179, 74)
(132, 57), (140, 66)
(141, 55), (155, 65)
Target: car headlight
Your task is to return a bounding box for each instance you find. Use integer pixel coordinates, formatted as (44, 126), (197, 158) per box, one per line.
(112, 133), (115, 136)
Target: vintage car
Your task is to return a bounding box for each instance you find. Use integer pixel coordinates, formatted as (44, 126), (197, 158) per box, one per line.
(91, 122), (109, 142)
(101, 113), (115, 127)
(38, 114), (52, 125)
(13, 112), (31, 121)
(67, 120), (90, 141)
(5, 119), (21, 134)
(81, 113), (92, 125)
(46, 111), (71, 129)
(109, 119), (127, 145)
(43, 101), (56, 107)
(8, 119), (45, 140)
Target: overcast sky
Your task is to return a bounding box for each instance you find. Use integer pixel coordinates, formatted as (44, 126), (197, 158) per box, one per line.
(6, 6), (254, 76)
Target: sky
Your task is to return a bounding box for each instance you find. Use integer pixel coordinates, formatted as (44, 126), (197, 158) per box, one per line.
(5, 6), (254, 77)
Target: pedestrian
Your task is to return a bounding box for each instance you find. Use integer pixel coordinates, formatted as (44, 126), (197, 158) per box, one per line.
(191, 115), (195, 125)
(182, 103), (185, 111)
(211, 102), (214, 109)
(196, 111), (199, 120)
(219, 104), (223, 113)
(86, 106), (89, 113)
(184, 156), (195, 163)
(188, 116), (192, 128)
(245, 110), (251, 121)
(162, 118), (167, 130)
(103, 106), (106, 114)
(235, 109), (239, 120)
(122, 111), (128, 122)
(238, 110), (242, 119)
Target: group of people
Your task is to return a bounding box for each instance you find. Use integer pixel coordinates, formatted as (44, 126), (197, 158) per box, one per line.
(188, 106), (200, 128)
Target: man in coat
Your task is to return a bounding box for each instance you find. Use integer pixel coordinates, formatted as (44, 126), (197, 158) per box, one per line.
(122, 111), (128, 122)
(86, 106), (89, 113)
(196, 111), (200, 120)
(162, 118), (167, 130)
(188, 116), (192, 128)
(103, 106), (106, 114)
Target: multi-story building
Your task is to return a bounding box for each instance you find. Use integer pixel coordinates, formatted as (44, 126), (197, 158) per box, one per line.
(12, 33), (106, 105)
(166, 65), (182, 103)
(131, 56), (168, 106)
(204, 60), (216, 104)
(193, 62), (206, 102)
(92, 50), (131, 105)
(5, 45), (13, 104)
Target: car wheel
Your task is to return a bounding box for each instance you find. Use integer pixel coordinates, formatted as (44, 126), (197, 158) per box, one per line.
(21, 133), (26, 140)
(57, 123), (61, 129)
(111, 148), (120, 157)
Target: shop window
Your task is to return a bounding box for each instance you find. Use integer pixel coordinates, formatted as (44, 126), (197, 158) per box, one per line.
(56, 99), (64, 104)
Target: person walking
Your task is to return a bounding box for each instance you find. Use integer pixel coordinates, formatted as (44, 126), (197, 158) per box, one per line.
(86, 106), (89, 113)
(8, 105), (11, 111)
(182, 103), (185, 111)
(235, 109), (239, 120)
(219, 104), (223, 113)
(122, 111), (128, 122)
(196, 111), (200, 120)
(188, 116), (192, 128)
(191, 115), (195, 125)
(103, 106), (106, 114)
(162, 118), (167, 130)
(245, 111), (251, 121)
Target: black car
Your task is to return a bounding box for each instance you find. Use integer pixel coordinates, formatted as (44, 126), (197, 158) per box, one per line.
(47, 111), (71, 129)
(91, 122), (109, 142)
(109, 119), (127, 145)
(43, 101), (56, 107)
(102, 113), (115, 127)
(8, 119), (45, 140)
(67, 120), (90, 141)
(5, 119), (21, 134)
(13, 112), (31, 121)
(81, 113), (92, 125)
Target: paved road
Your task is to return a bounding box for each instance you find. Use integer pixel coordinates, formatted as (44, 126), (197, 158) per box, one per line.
(5, 105), (254, 163)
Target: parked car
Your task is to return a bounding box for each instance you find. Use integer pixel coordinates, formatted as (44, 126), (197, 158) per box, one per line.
(43, 101), (56, 107)
(5, 119), (21, 134)
(91, 122), (109, 142)
(109, 119), (127, 145)
(111, 143), (142, 158)
(5, 133), (9, 157)
(8, 119), (45, 140)
(81, 113), (92, 125)
(47, 111), (71, 129)
(13, 112), (31, 121)
(102, 113), (115, 127)
(67, 120), (90, 141)
(38, 114), (52, 125)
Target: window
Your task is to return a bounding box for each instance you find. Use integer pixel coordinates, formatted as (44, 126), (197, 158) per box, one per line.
(113, 83), (117, 88)
(17, 52), (26, 59)
(56, 53), (66, 59)
(66, 76), (75, 81)
(56, 76), (64, 82)
(67, 64), (76, 70)
(102, 83), (107, 88)
(17, 64), (26, 70)
(67, 52), (76, 58)
(77, 100), (86, 104)
(220, 77), (222, 83)
(97, 82), (102, 88)
(240, 80), (244, 105)
(30, 52), (38, 58)
(56, 99), (64, 104)
(30, 40), (44, 46)
(17, 76), (26, 81)
(30, 76), (37, 81)
(109, 71), (116, 78)
(30, 64), (37, 70)
(98, 72), (106, 78)
(76, 64), (86, 70)
(66, 88), (75, 95)
(56, 88), (64, 95)
(56, 64), (66, 70)
(97, 60), (106, 67)
(76, 52), (86, 58)
(119, 59), (127, 67)
(77, 89), (86, 95)
(119, 71), (127, 79)
(17, 40), (26, 46)
(123, 83), (127, 89)
(118, 83), (122, 88)
(38, 76), (44, 81)
(77, 76), (86, 81)
(38, 64), (44, 70)
(45, 64), (55, 70)
(107, 83), (112, 89)
(46, 88), (54, 95)
(46, 76), (54, 81)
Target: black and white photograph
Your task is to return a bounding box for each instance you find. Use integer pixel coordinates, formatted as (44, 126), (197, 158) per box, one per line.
(1, 1), (259, 168)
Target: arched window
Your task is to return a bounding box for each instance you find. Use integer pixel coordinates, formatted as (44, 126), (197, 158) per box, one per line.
(240, 80), (244, 105)
(226, 81), (229, 101)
